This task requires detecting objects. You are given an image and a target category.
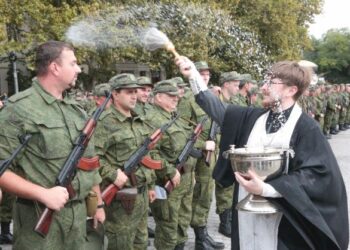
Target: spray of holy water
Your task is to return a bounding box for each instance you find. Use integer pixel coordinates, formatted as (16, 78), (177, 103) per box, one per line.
(141, 27), (180, 58)
(65, 3), (269, 74)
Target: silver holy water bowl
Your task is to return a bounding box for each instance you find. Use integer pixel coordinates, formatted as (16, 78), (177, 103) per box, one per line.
(226, 145), (290, 214)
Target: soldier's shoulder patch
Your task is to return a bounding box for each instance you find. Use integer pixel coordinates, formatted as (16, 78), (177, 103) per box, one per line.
(8, 88), (33, 103)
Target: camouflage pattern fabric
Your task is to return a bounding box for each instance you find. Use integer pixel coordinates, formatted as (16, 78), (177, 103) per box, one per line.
(0, 78), (101, 250)
(95, 105), (156, 250)
(145, 105), (197, 250)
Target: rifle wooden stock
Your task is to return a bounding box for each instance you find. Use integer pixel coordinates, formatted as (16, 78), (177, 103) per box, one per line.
(205, 151), (213, 166)
(164, 179), (175, 194)
(101, 184), (120, 206)
(34, 208), (54, 237)
(34, 91), (112, 237)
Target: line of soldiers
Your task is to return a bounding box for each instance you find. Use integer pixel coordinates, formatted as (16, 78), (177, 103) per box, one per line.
(0, 41), (348, 250)
(299, 82), (350, 139)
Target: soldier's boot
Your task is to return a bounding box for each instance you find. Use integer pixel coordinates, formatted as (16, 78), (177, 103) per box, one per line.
(218, 209), (231, 237)
(0, 222), (13, 244)
(194, 226), (225, 250)
(325, 132), (332, 140)
(148, 226), (155, 238)
(174, 242), (185, 250)
(340, 124), (346, 131)
(330, 127), (337, 135)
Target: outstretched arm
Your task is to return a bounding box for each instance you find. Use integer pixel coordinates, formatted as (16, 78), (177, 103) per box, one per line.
(175, 56), (227, 126)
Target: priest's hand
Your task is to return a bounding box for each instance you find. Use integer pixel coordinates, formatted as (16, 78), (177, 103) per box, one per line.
(175, 56), (196, 78)
(234, 170), (265, 195)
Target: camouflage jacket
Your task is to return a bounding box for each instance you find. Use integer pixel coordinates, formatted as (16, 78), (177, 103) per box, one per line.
(144, 105), (198, 181)
(0, 78), (101, 200)
(95, 105), (156, 189)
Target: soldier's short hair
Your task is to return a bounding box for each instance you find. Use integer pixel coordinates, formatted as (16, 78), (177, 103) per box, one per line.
(35, 41), (74, 76)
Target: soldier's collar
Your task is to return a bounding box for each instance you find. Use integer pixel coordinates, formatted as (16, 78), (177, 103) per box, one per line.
(153, 104), (172, 119)
(111, 105), (142, 122)
(32, 79), (57, 105)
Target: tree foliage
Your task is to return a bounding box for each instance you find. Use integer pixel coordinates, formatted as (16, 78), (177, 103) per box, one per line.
(305, 28), (350, 83)
(0, 0), (323, 91)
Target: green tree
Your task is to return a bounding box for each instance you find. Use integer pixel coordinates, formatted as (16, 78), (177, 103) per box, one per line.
(305, 28), (350, 83)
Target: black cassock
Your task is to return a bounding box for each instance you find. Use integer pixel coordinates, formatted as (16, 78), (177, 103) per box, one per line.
(196, 90), (349, 250)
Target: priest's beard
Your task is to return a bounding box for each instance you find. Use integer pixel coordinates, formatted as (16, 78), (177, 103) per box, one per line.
(262, 89), (282, 113)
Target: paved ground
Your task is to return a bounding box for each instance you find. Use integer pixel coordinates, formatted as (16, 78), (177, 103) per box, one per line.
(1, 129), (349, 250)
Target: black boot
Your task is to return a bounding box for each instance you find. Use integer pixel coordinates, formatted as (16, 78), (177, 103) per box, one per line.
(148, 226), (155, 238)
(0, 222), (13, 244)
(340, 124), (347, 131)
(174, 242), (185, 250)
(194, 226), (225, 250)
(330, 128), (337, 135)
(218, 209), (231, 237)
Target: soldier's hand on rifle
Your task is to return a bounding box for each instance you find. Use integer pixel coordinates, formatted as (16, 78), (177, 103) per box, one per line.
(114, 169), (128, 188)
(40, 186), (69, 211)
(205, 141), (216, 151)
(171, 169), (181, 188)
(0, 100), (3, 109)
(93, 206), (106, 229)
(148, 189), (156, 203)
(175, 56), (196, 78)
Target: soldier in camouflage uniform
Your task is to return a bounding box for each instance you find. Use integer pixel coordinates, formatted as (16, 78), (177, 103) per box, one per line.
(0, 41), (105, 250)
(95, 73), (157, 250)
(231, 73), (253, 107)
(88, 83), (112, 114)
(324, 85), (336, 138)
(331, 84), (341, 134)
(134, 76), (154, 116)
(0, 191), (14, 244)
(248, 86), (263, 108)
(177, 62), (225, 249)
(216, 71), (244, 237)
(146, 80), (204, 250)
(314, 82), (327, 133)
(346, 84), (350, 129)
(339, 84), (349, 131)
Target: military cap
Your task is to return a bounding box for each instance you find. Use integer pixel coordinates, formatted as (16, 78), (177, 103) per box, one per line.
(153, 80), (179, 96)
(171, 77), (188, 87)
(219, 71), (242, 85)
(93, 83), (111, 97)
(249, 86), (259, 95)
(325, 85), (332, 90)
(137, 76), (153, 86)
(239, 73), (253, 87)
(317, 78), (326, 85)
(308, 85), (316, 92)
(108, 73), (139, 90)
(194, 61), (210, 71)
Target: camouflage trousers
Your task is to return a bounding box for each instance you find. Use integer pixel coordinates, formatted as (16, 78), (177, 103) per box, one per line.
(13, 199), (87, 250)
(191, 156), (215, 227)
(215, 182), (233, 215)
(151, 171), (195, 250)
(339, 108), (347, 125)
(105, 188), (149, 250)
(0, 190), (15, 223)
(332, 110), (340, 128)
(324, 111), (334, 132)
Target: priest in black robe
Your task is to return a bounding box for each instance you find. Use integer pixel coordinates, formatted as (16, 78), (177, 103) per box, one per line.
(176, 58), (349, 250)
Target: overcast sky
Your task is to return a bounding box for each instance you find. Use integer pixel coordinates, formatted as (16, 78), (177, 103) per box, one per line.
(308, 0), (350, 38)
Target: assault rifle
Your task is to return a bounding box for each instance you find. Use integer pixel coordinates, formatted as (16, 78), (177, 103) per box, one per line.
(0, 134), (32, 176)
(164, 117), (208, 194)
(34, 91), (112, 237)
(102, 114), (179, 206)
(204, 120), (219, 166)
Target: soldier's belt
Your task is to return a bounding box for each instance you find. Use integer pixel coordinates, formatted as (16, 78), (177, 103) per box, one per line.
(77, 156), (100, 171)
